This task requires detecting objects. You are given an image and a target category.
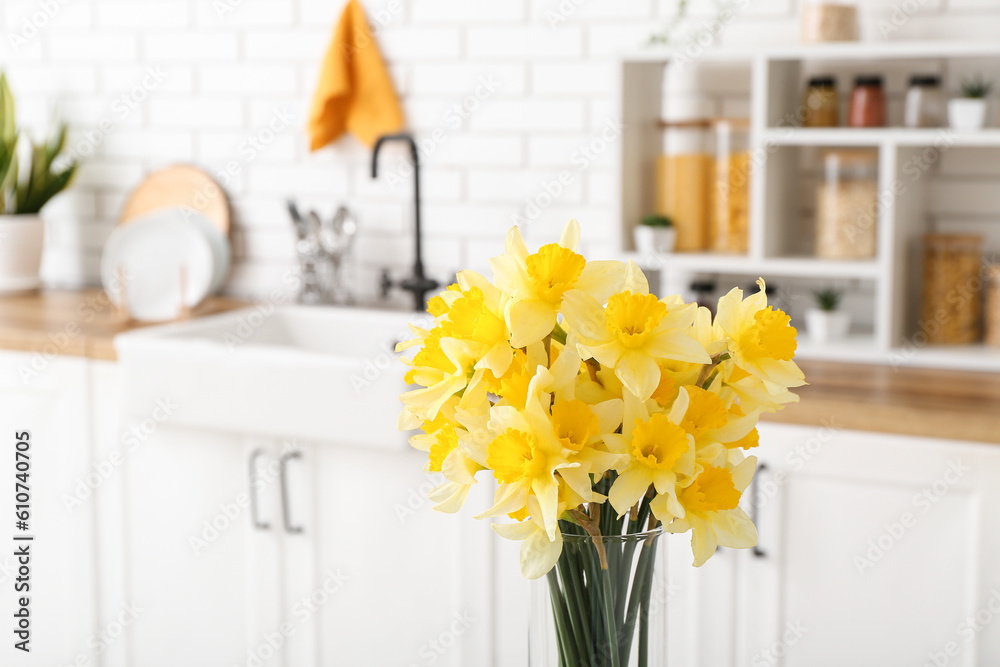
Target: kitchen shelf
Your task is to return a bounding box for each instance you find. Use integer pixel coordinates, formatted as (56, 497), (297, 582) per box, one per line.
(626, 253), (882, 280)
(613, 41), (1000, 372)
(763, 128), (1000, 148)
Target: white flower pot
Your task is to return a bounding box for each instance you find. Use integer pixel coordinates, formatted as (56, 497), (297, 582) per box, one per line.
(0, 214), (45, 294)
(633, 226), (676, 255)
(948, 98), (988, 131)
(805, 308), (851, 343)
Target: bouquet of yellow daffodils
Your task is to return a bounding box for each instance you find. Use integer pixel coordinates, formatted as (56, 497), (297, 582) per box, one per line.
(398, 217), (802, 569)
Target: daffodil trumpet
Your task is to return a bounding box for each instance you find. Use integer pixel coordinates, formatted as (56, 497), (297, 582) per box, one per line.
(397, 220), (804, 666)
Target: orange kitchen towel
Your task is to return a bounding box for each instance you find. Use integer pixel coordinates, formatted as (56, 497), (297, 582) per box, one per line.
(307, 0), (405, 150)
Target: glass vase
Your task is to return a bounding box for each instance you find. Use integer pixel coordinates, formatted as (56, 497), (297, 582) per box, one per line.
(529, 527), (668, 667)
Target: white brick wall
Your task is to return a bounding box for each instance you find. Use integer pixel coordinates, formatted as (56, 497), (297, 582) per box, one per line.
(2, 0), (999, 297)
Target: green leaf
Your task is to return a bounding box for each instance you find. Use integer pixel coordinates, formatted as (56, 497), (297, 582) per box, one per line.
(0, 72), (77, 214)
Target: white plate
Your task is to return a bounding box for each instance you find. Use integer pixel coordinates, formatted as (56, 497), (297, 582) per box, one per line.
(101, 209), (216, 322)
(182, 208), (230, 291)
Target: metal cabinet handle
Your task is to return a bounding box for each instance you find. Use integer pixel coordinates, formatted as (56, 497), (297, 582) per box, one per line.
(279, 451), (304, 534)
(249, 449), (270, 531)
(751, 462), (767, 557)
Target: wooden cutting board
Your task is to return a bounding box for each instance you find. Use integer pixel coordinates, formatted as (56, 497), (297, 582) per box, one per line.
(119, 165), (231, 235)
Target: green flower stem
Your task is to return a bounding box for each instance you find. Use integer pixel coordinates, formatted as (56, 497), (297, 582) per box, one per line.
(599, 565), (622, 667)
(547, 569), (579, 667)
(638, 549), (656, 667)
(557, 555), (592, 659)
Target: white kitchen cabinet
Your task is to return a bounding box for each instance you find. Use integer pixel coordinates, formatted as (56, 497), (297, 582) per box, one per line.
(123, 424), (266, 666)
(121, 424), (496, 667)
(668, 422), (1000, 666)
(0, 351), (98, 666)
(296, 440), (495, 666)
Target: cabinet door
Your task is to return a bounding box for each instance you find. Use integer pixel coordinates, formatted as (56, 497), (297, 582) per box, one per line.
(0, 352), (96, 666)
(123, 422), (284, 667)
(305, 441), (495, 666)
(739, 422), (1000, 667)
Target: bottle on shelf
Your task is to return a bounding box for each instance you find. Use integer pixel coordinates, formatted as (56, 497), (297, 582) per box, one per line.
(904, 75), (945, 128)
(655, 121), (711, 252)
(986, 265), (1000, 348)
(710, 119), (751, 254)
(802, 76), (839, 128)
(848, 76), (886, 128)
(800, 0), (859, 43)
(921, 234), (984, 344)
(815, 148), (879, 260)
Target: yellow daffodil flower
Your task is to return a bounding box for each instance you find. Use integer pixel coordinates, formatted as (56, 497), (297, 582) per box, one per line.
(475, 375), (586, 539)
(490, 220), (626, 347)
(658, 456), (758, 566)
(562, 263), (711, 401)
(493, 495), (567, 579)
(604, 392), (695, 519)
(714, 279), (806, 392)
(396, 222), (802, 580)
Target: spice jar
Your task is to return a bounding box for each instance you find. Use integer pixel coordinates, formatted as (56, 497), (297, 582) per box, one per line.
(920, 234), (983, 345)
(655, 123), (711, 252)
(815, 149), (878, 259)
(903, 75), (945, 128)
(986, 265), (1000, 347)
(800, 1), (859, 43)
(709, 119), (751, 254)
(802, 76), (839, 128)
(849, 76), (886, 128)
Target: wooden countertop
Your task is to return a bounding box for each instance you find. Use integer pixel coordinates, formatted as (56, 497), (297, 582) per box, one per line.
(0, 292), (997, 443)
(0, 289), (247, 361)
(762, 359), (1000, 445)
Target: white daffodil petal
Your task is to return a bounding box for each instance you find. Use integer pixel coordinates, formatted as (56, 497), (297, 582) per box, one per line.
(428, 482), (471, 514)
(575, 260), (626, 304)
(623, 259), (649, 294)
(521, 529), (563, 580)
(509, 299), (558, 348)
(560, 219), (581, 251)
(506, 225), (530, 264)
(712, 508), (758, 549)
(608, 467), (653, 517)
(615, 350), (660, 401)
(493, 520), (536, 541)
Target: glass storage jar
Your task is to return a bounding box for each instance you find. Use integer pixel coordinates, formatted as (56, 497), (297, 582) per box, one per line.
(904, 75), (945, 128)
(800, 1), (858, 43)
(815, 149), (878, 259)
(655, 122), (711, 252)
(986, 265), (1000, 348)
(849, 76), (886, 127)
(920, 234), (983, 345)
(709, 119), (751, 254)
(802, 76), (839, 127)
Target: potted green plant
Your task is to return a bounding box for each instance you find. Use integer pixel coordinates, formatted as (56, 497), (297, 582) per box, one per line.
(805, 287), (850, 342)
(0, 72), (77, 293)
(948, 76), (992, 131)
(633, 213), (676, 255)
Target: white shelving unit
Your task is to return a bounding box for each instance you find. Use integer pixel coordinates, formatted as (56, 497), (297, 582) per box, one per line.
(613, 41), (1000, 372)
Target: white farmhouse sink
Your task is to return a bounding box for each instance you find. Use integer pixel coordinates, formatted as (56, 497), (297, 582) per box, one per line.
(115, 305), (432, 447)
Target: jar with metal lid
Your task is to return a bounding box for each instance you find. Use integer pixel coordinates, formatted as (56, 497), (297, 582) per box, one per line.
(655, 121), (711, 252)
(802, 76), (839, 127)
(815, 149), (878, 259)
(849, 76), (886, 128)
(709, 119), (751, 254)
(800, 1), (858, 43)
(984, 265), (1000, 347)
(920, 234), (983, 344)
(904, 75), (945, 128)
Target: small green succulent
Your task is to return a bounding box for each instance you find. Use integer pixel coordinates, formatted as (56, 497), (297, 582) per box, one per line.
(961, 76), (992, 99)
(813, 288), (843, 312)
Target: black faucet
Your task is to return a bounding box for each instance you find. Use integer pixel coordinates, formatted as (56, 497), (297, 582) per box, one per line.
(371, 132), (440, 312)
